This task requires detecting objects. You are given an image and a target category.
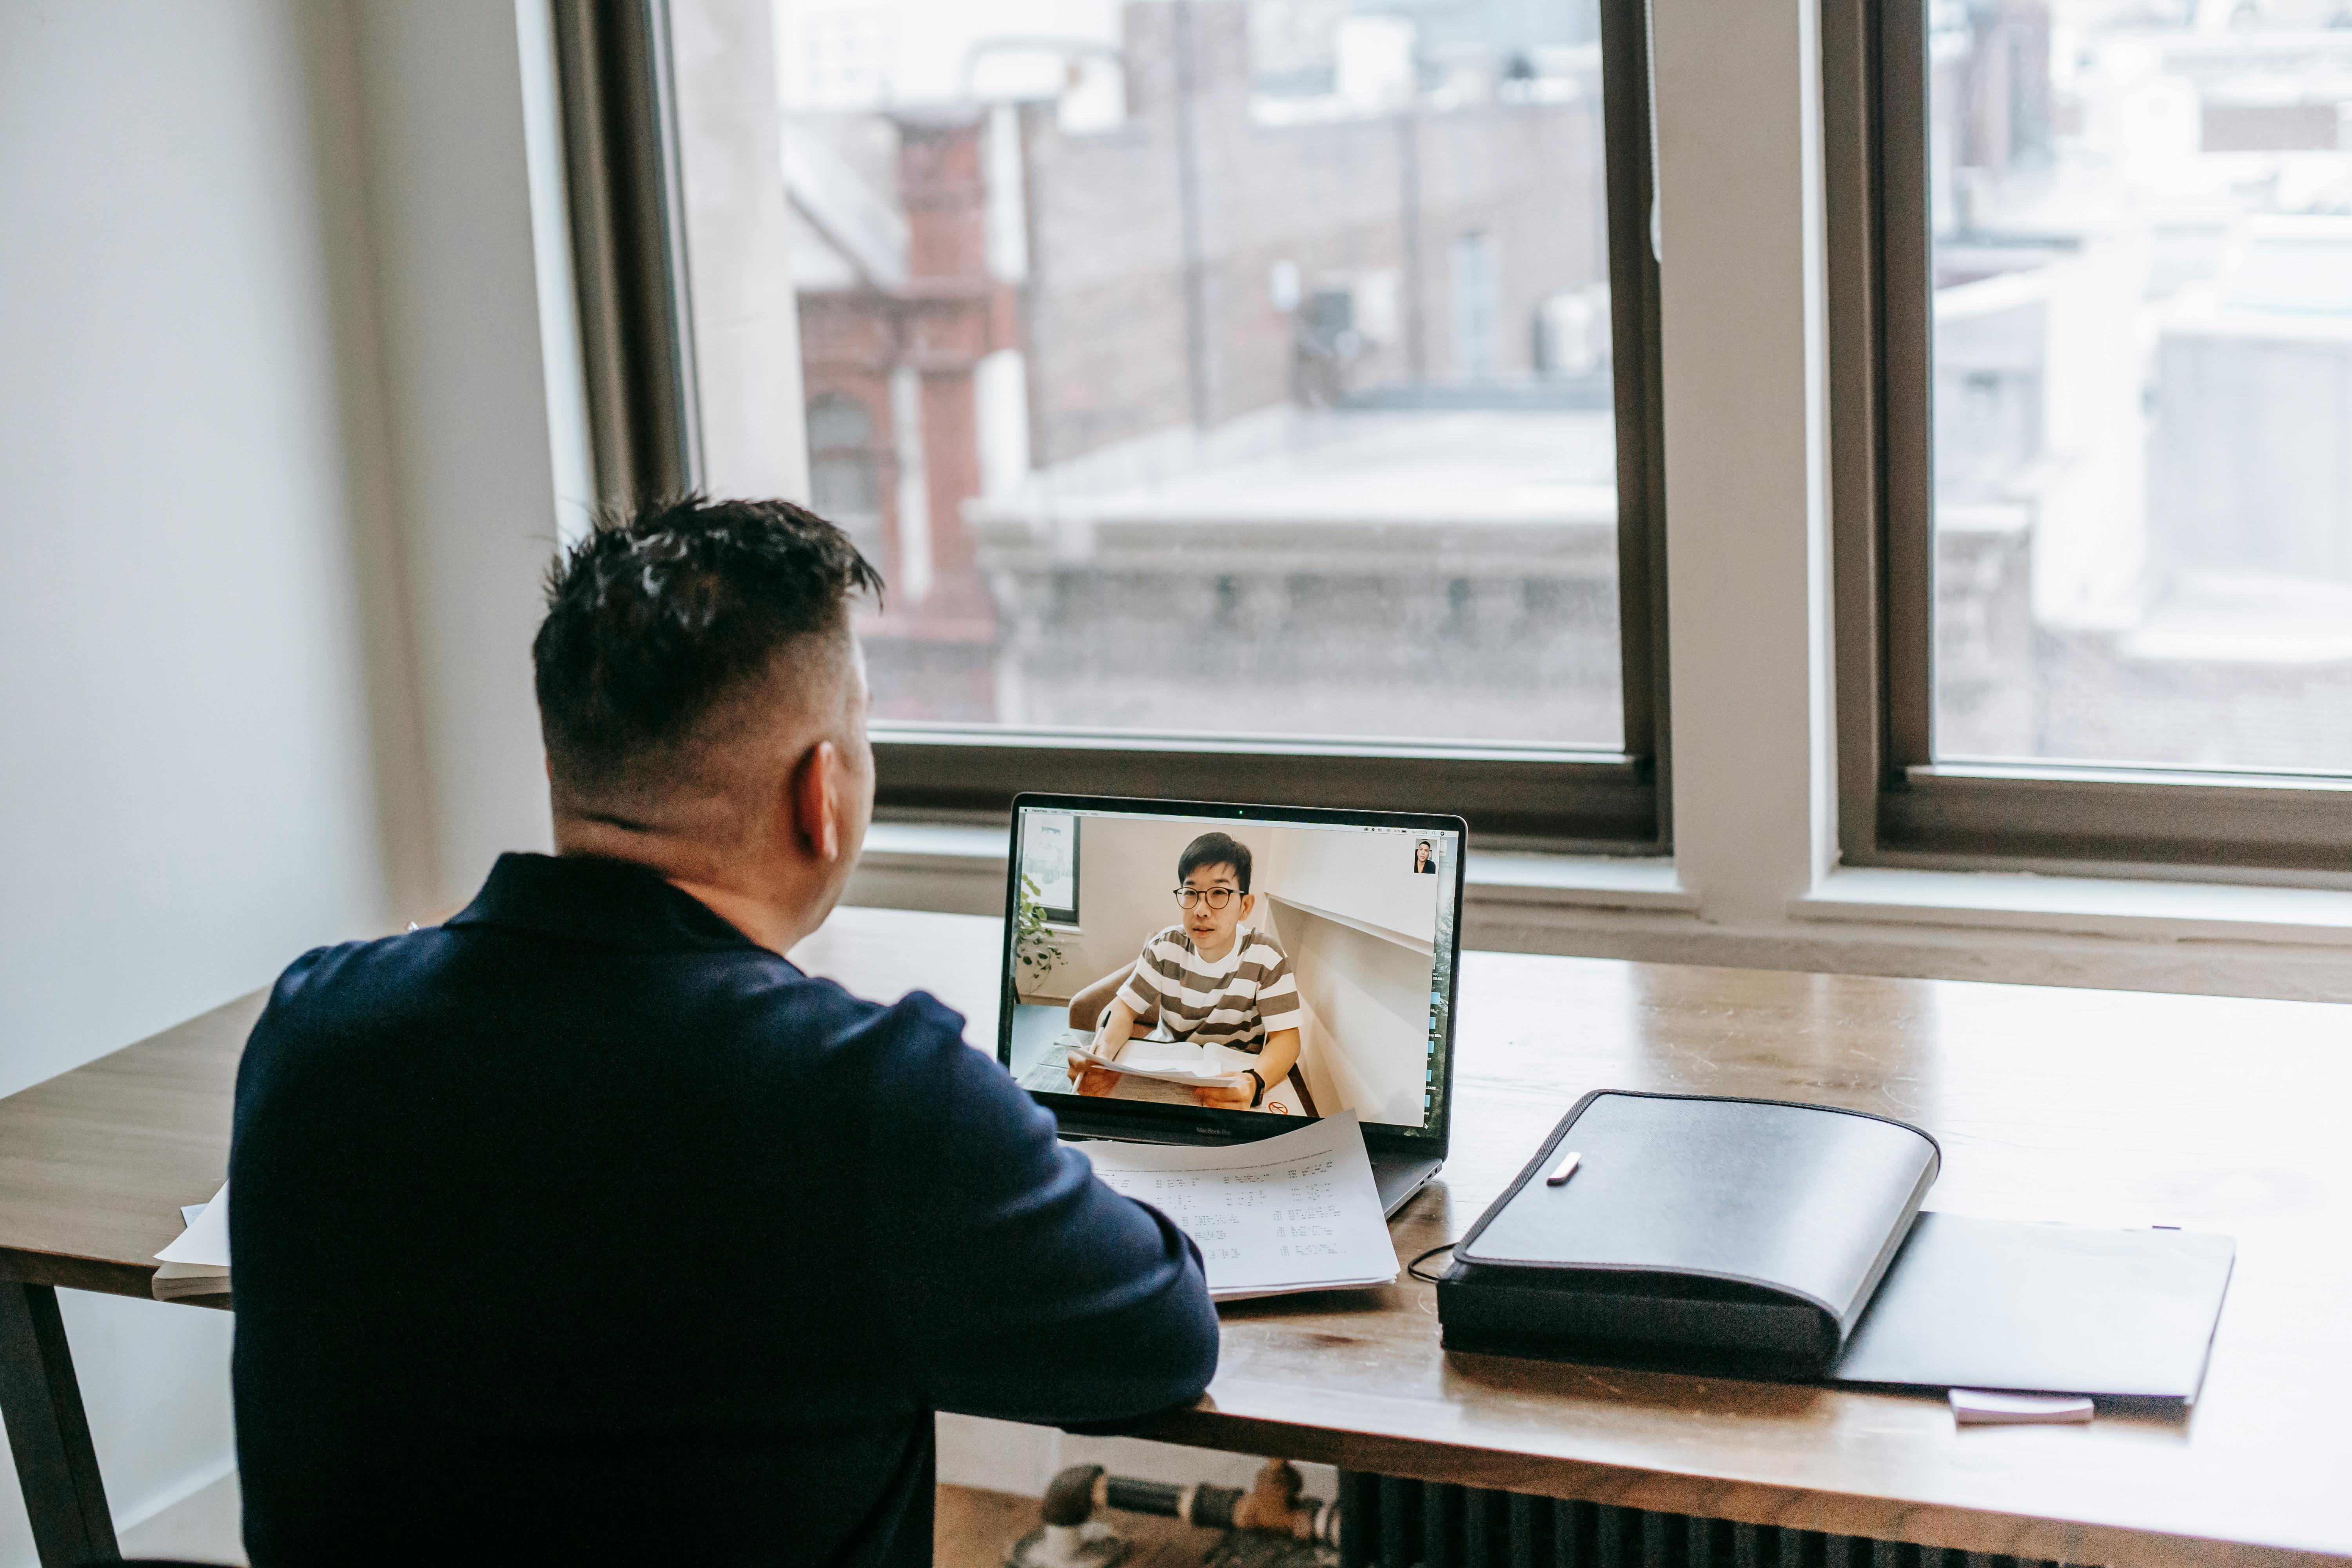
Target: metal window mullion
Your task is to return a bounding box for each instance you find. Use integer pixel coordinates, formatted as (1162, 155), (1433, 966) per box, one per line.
(1875, 0), (1935, 771)
(1599, 0), (1672, 852)
(1824, 0), (1891, 866)
(550, 0), (701, 508)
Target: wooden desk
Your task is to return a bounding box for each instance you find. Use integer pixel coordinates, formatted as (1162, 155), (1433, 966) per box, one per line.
(4, 908), (2347, 1568)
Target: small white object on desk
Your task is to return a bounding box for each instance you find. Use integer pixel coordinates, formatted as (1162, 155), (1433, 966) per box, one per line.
(1545, 1149), (1582, 1186)
(1949, 1388), (2094, 1425)
(1078, 1112), (1398, 1301)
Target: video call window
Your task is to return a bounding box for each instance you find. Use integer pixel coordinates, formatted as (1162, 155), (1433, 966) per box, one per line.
(1004, 808), (1458, 1131)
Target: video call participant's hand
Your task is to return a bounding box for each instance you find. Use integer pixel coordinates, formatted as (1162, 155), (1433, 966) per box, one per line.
(1191, 1075), (1257, 1109)
(1195, 1067), (1270, 1114)
(1065, 1053), (1120, 1097)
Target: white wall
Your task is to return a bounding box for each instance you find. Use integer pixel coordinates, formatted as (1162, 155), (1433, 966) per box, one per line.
(344, 0), (561, 908)
(1252, 827), (1437, 1123)
(1276, 908), (1429, 1125)
(0, 3), (397, 1561)
(0, 0), (404, 1102)
(1259, 826), (1438, 951)
(0, 3), (570, 1561)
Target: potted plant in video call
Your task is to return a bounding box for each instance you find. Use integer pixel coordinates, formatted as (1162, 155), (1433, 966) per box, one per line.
(1014, 874), (1065, 999)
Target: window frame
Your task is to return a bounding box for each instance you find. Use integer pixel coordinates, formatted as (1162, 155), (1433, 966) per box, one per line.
(551, 0), (701, 506)
(558, 0), (1671, 853)
(1821, 0), (2352, 879)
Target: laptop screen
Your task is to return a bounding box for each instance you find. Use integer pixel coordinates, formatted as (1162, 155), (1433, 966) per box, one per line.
(998, 795), (1464, 1144)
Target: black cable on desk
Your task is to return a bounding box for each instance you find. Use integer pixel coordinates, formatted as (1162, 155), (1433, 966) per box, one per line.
(1405, 1241), (1457, 1283)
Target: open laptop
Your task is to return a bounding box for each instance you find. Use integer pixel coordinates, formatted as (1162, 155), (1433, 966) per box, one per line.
(997, 793), (1465, 1217)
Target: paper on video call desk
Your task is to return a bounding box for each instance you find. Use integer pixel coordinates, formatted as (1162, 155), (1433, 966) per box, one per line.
(1019, 1053), (1201, 1107)
(1018, 1029), (1308, 1113)
(1061, 1030), (1254, 1086)
(3, 907), (2350, 1568)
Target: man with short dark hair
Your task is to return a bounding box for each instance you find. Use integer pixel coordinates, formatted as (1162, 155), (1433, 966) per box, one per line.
(229, 497), (1218, 1566)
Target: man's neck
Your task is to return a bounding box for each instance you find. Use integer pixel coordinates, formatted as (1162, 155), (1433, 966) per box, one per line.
(655, 874), (814, 956)
(553, 817), (819, 957)
(1194, 930), (1238, 964)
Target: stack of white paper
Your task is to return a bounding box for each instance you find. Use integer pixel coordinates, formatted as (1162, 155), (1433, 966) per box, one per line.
(152, 1181), (231, 1300)
(1078, 1112), (1399, 1300)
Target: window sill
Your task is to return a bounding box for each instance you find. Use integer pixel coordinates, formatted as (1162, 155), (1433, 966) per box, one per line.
(854, 826), (2352, 997)
(866, 827), (2352, 948)
(1465, 850), (1697, 912)
(864, 822), (1013, 868)
(855, 824), (1698, 914)
(1791, 866), (2352, 948)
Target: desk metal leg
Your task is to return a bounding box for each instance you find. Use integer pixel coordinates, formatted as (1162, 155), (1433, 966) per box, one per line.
(0, 1281), (119, 1566)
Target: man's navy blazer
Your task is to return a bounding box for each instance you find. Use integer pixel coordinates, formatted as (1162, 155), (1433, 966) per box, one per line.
(229, 851), (1218, 1566)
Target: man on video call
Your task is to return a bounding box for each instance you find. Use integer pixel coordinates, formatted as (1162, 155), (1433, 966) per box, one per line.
(228, 497), (1218, 1566)
(1071, 832), (1304, 1112)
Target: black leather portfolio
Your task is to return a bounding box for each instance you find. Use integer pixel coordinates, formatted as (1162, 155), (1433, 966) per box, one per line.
(1436, 1091), (2234, 1401)
(1439, 1091), (1940, 1378)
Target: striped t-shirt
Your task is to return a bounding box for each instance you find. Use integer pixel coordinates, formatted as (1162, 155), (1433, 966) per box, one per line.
(1114, 925), (1301, 1053)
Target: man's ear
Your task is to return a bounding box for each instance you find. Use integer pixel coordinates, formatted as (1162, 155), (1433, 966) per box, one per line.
(789, 740), (844, 863)
(1240, 891), (1256, 920)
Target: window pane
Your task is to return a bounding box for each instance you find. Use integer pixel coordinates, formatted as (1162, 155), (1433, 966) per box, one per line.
(1930, 1), (2352, 773)
(682, 0), (1623, 748)
(1019, 809), (1079, 920)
